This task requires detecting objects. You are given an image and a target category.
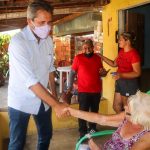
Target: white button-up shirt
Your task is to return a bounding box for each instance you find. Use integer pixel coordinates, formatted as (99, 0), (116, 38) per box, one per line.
(8, 25), (55, 114)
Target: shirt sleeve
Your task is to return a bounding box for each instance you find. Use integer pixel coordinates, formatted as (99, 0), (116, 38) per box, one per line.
(131, 50), (141, 64)
(9, 36), (39, 88)
(71, 56), (79, 72)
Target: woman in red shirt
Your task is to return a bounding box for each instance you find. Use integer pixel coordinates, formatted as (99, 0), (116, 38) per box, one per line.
(99, 32), (141, 113)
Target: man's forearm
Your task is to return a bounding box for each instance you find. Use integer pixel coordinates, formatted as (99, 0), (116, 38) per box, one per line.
(29, 82), (59, 107)
(68, 69), (76, 90)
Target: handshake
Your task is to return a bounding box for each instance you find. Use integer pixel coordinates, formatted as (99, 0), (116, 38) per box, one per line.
(53, 90), (74, 118)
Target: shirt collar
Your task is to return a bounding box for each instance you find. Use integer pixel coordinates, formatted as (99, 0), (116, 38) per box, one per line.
(23, 25), (49, 44)
(23, 25), (37, 42)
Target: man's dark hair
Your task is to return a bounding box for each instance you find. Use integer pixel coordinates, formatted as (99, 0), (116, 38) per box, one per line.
(27, 0), (53, 20)
(82, 39), (94, 47)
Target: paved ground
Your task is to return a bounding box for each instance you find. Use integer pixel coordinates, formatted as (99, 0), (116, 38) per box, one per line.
(24, 126), (113, 150)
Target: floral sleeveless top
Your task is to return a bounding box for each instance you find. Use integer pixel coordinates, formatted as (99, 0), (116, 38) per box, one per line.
(103, 119), (150, 150)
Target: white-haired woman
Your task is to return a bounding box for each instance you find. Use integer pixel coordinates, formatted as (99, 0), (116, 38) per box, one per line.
(65, 91), (150, 150)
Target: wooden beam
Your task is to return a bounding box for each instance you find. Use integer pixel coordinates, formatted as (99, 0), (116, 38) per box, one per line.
(0, 0), (105, 13)
(51, 0), (96, 8)
(0, 0), (105, 31)
(0, 17), (27, 32)
(0, 12), (26, 20)
(95, 0), (110, 6)
(0, 6), (102, 20)
(53, 13), (83, 25)
(53, 7), (102, 15)
(72, 31), (94, 36)
(54, 27), (94, 37)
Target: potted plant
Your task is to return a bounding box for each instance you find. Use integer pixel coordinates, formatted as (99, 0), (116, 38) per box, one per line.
(0, 34), (10, 86)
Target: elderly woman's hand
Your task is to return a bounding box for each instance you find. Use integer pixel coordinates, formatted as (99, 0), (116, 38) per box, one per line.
(88, 139), (102, 150)
(54, 102), (70, 118)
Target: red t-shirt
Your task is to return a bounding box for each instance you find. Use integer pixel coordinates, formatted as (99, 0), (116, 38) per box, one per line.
(72, 53), (103, 93)
(116, 49), (141, 73)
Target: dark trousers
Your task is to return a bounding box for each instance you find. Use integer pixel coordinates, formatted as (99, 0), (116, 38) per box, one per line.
(78, 92), (101, 137)
(8, 103), (52, 150)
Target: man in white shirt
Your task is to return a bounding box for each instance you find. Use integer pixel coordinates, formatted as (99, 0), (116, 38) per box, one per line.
(8, 1), (67, 150)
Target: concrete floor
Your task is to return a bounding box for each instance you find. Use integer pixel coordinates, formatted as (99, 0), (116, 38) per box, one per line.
(24, 126), (114, 150)
(25, 128), (78, 150)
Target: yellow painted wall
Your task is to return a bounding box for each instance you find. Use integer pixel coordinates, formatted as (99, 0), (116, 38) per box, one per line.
(0, 128), (2, 150)
(102, 0), (150, 114)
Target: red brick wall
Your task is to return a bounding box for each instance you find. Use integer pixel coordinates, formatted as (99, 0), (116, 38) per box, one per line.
(54, 36), (72, 66)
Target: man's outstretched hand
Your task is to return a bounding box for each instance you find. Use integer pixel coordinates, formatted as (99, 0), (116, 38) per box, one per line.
(53, 102), (70, 118)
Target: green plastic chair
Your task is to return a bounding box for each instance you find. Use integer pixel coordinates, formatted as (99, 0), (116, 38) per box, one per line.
(75, 130), (115, 150)
(146, 90), (150, 94)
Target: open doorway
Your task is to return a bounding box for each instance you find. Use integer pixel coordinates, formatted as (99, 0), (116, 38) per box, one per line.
(118, 3), (150, 92)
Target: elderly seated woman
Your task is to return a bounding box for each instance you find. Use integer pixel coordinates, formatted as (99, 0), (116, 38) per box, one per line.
(64, 91), (150, 150)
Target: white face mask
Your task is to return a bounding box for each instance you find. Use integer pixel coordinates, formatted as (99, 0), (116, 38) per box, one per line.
(32, 23), (51, 39)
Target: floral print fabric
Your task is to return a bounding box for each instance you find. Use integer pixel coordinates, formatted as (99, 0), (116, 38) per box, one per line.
(103, 119), (150, 150)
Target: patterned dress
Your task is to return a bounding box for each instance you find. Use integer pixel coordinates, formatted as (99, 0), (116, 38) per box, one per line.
(103, 119), (150, 150)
